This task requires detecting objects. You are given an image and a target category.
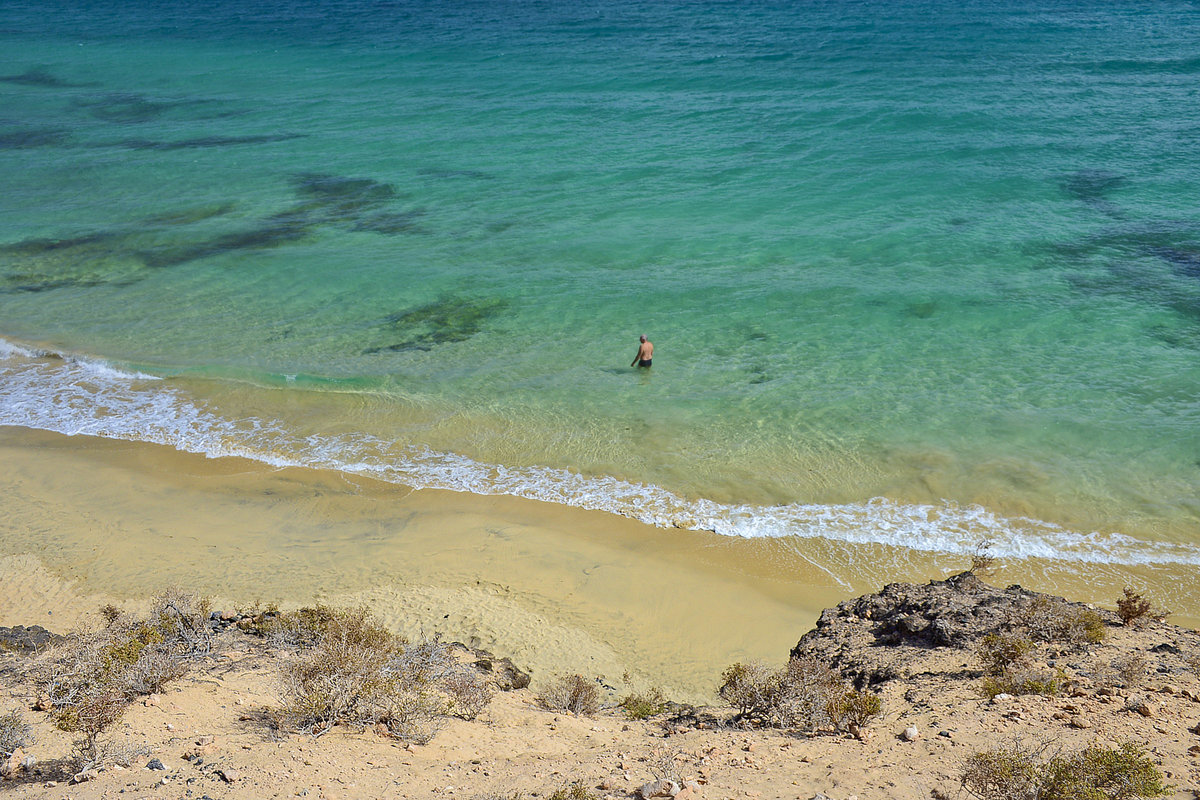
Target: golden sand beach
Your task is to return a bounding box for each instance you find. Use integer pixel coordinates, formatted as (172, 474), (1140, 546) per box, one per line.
(2, 424), (1197, 702)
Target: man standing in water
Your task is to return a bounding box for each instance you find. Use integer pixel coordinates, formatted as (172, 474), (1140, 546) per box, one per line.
(631, 334), (653, 368)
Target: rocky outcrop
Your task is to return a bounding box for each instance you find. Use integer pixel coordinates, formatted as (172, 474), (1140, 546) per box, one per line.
(0, 625), (60, 654)
(789, 571), (1120, 688)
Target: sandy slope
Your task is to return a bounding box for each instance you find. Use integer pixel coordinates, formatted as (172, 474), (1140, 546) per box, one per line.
(3, 578), (1200, 800)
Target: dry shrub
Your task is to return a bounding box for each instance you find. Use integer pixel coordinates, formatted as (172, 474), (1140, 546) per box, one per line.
(981, 664), (1065, 700)
(1116, 588), (1167, 627)
(718, 657), (880, 733)
(961, 739), (1043, 800)
(970, 538), (998, 577)
(538, 675), (600, 717)
(718, 661), (780, 717)
(275, 609), (491, 742)
(0, 709), (33, 757)
(978, 633), (1034, 676)
(548, 785), (598, 800)
(27, 590), (211, 759)
(1016, 597), (1105, 647)
(1110, 653), (1148, 689)
(963, 740), (1170, 800)
(620, 686), (667, 720)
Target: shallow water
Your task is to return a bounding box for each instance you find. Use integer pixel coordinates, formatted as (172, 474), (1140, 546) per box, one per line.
(1, 1), (1198, 582)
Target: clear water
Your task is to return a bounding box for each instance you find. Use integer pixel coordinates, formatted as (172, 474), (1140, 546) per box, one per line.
(2, 0), (1199, 566)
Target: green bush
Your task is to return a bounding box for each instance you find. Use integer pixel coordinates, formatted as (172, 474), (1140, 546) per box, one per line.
(978, 633), (1035, 676)
(718, 657), (880, 733)
(963, 740), (1170, 800)
(619, 687), (667, 720)
(981, 665), (1066, 699)
(548, 784), (598, 800)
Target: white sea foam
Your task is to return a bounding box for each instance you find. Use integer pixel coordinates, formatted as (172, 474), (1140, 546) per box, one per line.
(3, 344), (1199, 568)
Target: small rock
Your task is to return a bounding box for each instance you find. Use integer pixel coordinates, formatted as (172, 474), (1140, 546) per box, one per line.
(33, 694), (52, 712)
(144, 693), (160, 707)
(902, 726), (920, 741)
(1160, 684), (1179, 695)
(675, 787), (699, 800)
(219, 609), (238, 622)
(938, 730), (952, 738)
(598, 778), (615, 791)
(1, 748), (26, 779)
(147, 758), (167, 770)
(990, 693), (1013, 703)
(636, 778), (679, 798)
(1069, 717), (1093, 729)
(196, 735), (215, 747)
(218, 768), (241, 783)
(70, 768), (99, 784)
(1125, 696), (1155, 717)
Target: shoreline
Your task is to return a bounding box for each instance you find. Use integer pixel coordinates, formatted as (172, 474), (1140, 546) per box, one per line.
(1, 423), (1197, 705)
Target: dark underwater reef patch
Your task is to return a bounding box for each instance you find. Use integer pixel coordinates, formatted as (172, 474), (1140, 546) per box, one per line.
(273, 173), (425, 235)
(1060, 170), (1126, 215)
(363, 295), (508, 354)
(0, 68), (96, 88)
(135, 224), (313, 269)
(72, 93), (240, 124)
(143, 203), (236, 227)
(0, 230), (149, 294)
(0, 172), (425, 295)
(0, 127), (70, 149)
(111, 133), (305, 151)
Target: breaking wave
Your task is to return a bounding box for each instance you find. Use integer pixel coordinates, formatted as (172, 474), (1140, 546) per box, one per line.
(3, 337), (1198, 567)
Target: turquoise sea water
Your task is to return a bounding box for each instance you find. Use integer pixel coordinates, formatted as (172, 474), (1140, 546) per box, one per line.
(2, 0), (1199, 567)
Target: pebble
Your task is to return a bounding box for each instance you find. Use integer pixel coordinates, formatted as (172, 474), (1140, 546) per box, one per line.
(219, 768), (241, 783)
(902, 726), (920, 741)
(635, 778), (679, 798)
(1069, 717), (1093, 729)
(147, 758), (166, 770)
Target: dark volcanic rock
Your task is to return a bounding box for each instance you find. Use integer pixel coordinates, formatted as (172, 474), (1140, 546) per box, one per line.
(0, 624), (62, 653)
(789, 572), (1117, 689)
(472, 648), (532, 691)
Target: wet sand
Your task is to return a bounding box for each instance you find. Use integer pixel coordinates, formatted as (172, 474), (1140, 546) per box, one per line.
(1, 425), (1195, 700)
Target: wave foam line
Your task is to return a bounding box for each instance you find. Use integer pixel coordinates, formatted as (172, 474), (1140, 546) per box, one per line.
(3, 340), (1198, 567)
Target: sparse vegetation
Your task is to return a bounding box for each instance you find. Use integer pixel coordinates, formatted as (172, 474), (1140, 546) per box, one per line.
(27, 591), (212, 766)
(962, 740), (1170, 800)
(1016, 596), (1105, 647)
(275, 608), (492, 742)
(977, 633), (1065, 698)
(538, 675), (601, 717)
(718, 657), (881, 733)
(1116, 588), (1166, 627)
(1111, 653), (1148, 689)
(978, 633), (1034, 676)
(969, 538), (998, 577)
(548, 784), (598, 800)
(620, 686), (667, 720)
(0, 709), (33, 758)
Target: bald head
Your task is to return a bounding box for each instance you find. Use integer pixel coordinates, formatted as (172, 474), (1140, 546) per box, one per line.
(639, 335), (647, 342)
